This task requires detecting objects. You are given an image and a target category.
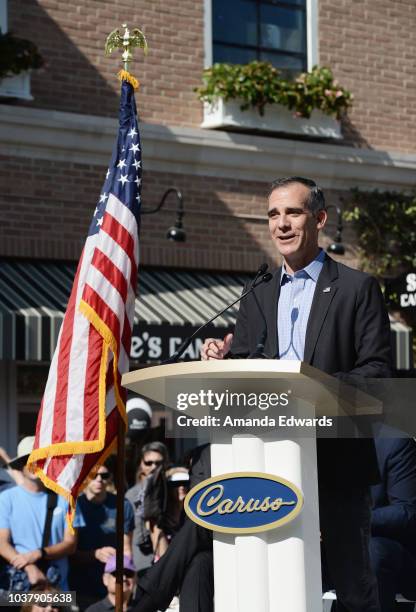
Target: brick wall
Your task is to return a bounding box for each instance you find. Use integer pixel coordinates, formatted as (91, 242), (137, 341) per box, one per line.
(8, 0), (416, 154)
(319, 0), (416, 153)
(9, 0), (204, 127)
(0, 154), (350, 271)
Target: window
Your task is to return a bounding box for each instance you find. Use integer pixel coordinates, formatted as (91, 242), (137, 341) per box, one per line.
(210, 0), (315, 77)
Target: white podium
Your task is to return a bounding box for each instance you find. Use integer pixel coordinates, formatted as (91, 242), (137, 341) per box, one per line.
(122, 360), (379, 612)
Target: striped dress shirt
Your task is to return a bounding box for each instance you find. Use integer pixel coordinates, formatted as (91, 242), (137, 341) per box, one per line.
(277, 249), (326, 360)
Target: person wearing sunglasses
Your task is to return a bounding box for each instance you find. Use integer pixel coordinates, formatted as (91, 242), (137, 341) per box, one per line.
(69, 460), (135, 610)
(85, 554), (137, 612)
(126, 442), (169, 576)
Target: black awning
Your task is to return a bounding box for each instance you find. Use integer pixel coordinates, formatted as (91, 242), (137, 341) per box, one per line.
(0, 260), (412, 369)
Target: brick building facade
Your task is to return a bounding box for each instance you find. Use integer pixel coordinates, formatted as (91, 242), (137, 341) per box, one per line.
(0, 0), (414, 450)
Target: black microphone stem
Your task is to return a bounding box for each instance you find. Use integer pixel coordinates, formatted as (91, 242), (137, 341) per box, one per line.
(163, 272), (272, 364)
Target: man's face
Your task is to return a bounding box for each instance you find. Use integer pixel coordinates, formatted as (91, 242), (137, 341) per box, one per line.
(86, 465), (112, 496)
(267, 182), (327, 265)
(140, 451), (163, 477)
(103, 571), (135, 599)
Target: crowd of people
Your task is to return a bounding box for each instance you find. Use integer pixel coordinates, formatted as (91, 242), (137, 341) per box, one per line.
(1, 429), (415, 612)
(0, 435), (190, 612)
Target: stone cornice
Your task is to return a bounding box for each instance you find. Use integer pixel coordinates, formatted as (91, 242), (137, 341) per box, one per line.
(1, 105), (415, 190)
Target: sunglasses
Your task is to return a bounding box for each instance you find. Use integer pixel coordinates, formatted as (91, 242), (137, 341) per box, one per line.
(94, 471), (111, 480)
(143, 460), (162, 467)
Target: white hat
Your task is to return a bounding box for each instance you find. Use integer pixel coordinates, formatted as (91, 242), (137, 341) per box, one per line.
(8, 436), (35, 470)
(126, 397), (152, 419)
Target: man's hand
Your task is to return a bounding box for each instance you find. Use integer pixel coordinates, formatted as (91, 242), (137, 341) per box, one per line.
(25, 564), (46, 585)
(201, 333), (233, 360)
(10, 549), (41, 569)
(94, 546), (116, 563)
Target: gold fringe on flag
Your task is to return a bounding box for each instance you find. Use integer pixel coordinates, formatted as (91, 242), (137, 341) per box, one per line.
(118, 69), (140, 90)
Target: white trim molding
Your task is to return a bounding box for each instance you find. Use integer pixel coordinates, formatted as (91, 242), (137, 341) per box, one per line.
(1, 105), (416, 192)
(0, 72), (33, 100)
(201, 99), (340, 139)
(306, 0), (319, 69)
(203, 0), (213, 68)
(0, 0), (7, 33)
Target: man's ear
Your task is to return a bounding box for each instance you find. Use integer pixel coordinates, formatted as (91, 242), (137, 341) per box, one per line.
(316, 209), (328, 230)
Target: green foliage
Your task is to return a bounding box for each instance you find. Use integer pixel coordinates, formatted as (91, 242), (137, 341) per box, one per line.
(344, 189), (416, 278)
(0, 31), (44, 80)
(195, 62), (353, 118)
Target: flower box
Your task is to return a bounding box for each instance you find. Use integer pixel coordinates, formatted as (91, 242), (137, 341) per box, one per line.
(201, 98), (342, 140)
(0, 72), (33, 100)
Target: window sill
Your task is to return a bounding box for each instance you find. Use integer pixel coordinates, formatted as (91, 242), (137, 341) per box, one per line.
(201, 99), (342, 140)
(0, 72), (33, 101)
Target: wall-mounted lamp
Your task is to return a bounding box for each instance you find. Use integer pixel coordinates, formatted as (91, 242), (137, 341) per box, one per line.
(326, 205), (345, 255)
(141, 188), (186, 242)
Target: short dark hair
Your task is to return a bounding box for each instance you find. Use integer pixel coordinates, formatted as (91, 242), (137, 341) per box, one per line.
(268, 176), (326, 214)
(140, 441), (169, 463)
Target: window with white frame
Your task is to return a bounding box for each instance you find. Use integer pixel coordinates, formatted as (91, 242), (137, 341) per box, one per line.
(208, 0), (317, 77)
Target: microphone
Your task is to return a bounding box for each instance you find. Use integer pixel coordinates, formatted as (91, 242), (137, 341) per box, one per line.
(250, 263), (268, 287)
(163, 265), (273, 364)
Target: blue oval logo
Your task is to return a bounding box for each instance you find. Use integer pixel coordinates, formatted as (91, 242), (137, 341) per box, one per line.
(184, 471), (303, 534)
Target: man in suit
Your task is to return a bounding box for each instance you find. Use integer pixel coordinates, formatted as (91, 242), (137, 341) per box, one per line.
(135, 177), (392, 612)
(202, 176), (391, 612)
(370, 434), (416, 612)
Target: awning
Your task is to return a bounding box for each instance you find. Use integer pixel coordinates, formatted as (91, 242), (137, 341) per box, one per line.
(0, 260), (412, 369)
(0, 260), (246, 362)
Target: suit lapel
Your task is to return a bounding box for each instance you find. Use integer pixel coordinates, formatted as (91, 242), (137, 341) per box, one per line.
(303, 255), (339, 364)
(264, 268), (281, 359)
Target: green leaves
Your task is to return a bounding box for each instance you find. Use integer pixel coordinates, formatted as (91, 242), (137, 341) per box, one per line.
(195, 62), (352, 118)
(344, 190), (416, 278)
(0, 31), (44, 80)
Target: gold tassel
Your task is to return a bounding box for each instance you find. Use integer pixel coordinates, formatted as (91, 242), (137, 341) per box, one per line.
(118, 69), (140, 90)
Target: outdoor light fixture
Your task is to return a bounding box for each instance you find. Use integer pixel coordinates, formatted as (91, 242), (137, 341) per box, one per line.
(141, 188), (186, 242)
(326, 205), (345, 255)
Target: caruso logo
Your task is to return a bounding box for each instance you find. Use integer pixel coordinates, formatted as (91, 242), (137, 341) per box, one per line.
(184, 472), (303, 534)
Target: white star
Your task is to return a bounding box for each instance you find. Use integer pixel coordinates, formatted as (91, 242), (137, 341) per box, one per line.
(132, 159), (141, 170)
(96, 217), (103, 227)
(135, 177), (142, 186)
(106, 169), (111, 180)
(128, 127), (137, 138)
(118, 174), (130, 186)
(129, 143), (140, 154)
(117, 159), (127, 169)
(136, 194), (141, 202)
(94, 206), (100, 216)
(99, 192), (108, 204)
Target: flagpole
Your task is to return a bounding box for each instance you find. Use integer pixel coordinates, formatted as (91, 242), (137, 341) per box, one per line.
(115, 418), (126, 612)
(104, 24), (148, 612)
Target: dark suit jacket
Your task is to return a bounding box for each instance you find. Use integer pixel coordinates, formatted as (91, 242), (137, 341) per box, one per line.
(230, 254), (393, 485)
(372, 435), (416, 555)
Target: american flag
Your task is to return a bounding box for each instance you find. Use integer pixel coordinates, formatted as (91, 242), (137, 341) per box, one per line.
(27, 80), (141, 526)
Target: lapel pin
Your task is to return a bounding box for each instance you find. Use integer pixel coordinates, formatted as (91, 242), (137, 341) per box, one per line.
(323, 287), (331, 293)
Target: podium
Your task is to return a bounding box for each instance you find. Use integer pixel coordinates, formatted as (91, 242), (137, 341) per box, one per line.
(122, 360), (380, 612)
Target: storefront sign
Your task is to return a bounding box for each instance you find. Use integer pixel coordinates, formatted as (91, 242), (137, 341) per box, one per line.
(386, 272), (416, 309)
(130, 324), (232, 363)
